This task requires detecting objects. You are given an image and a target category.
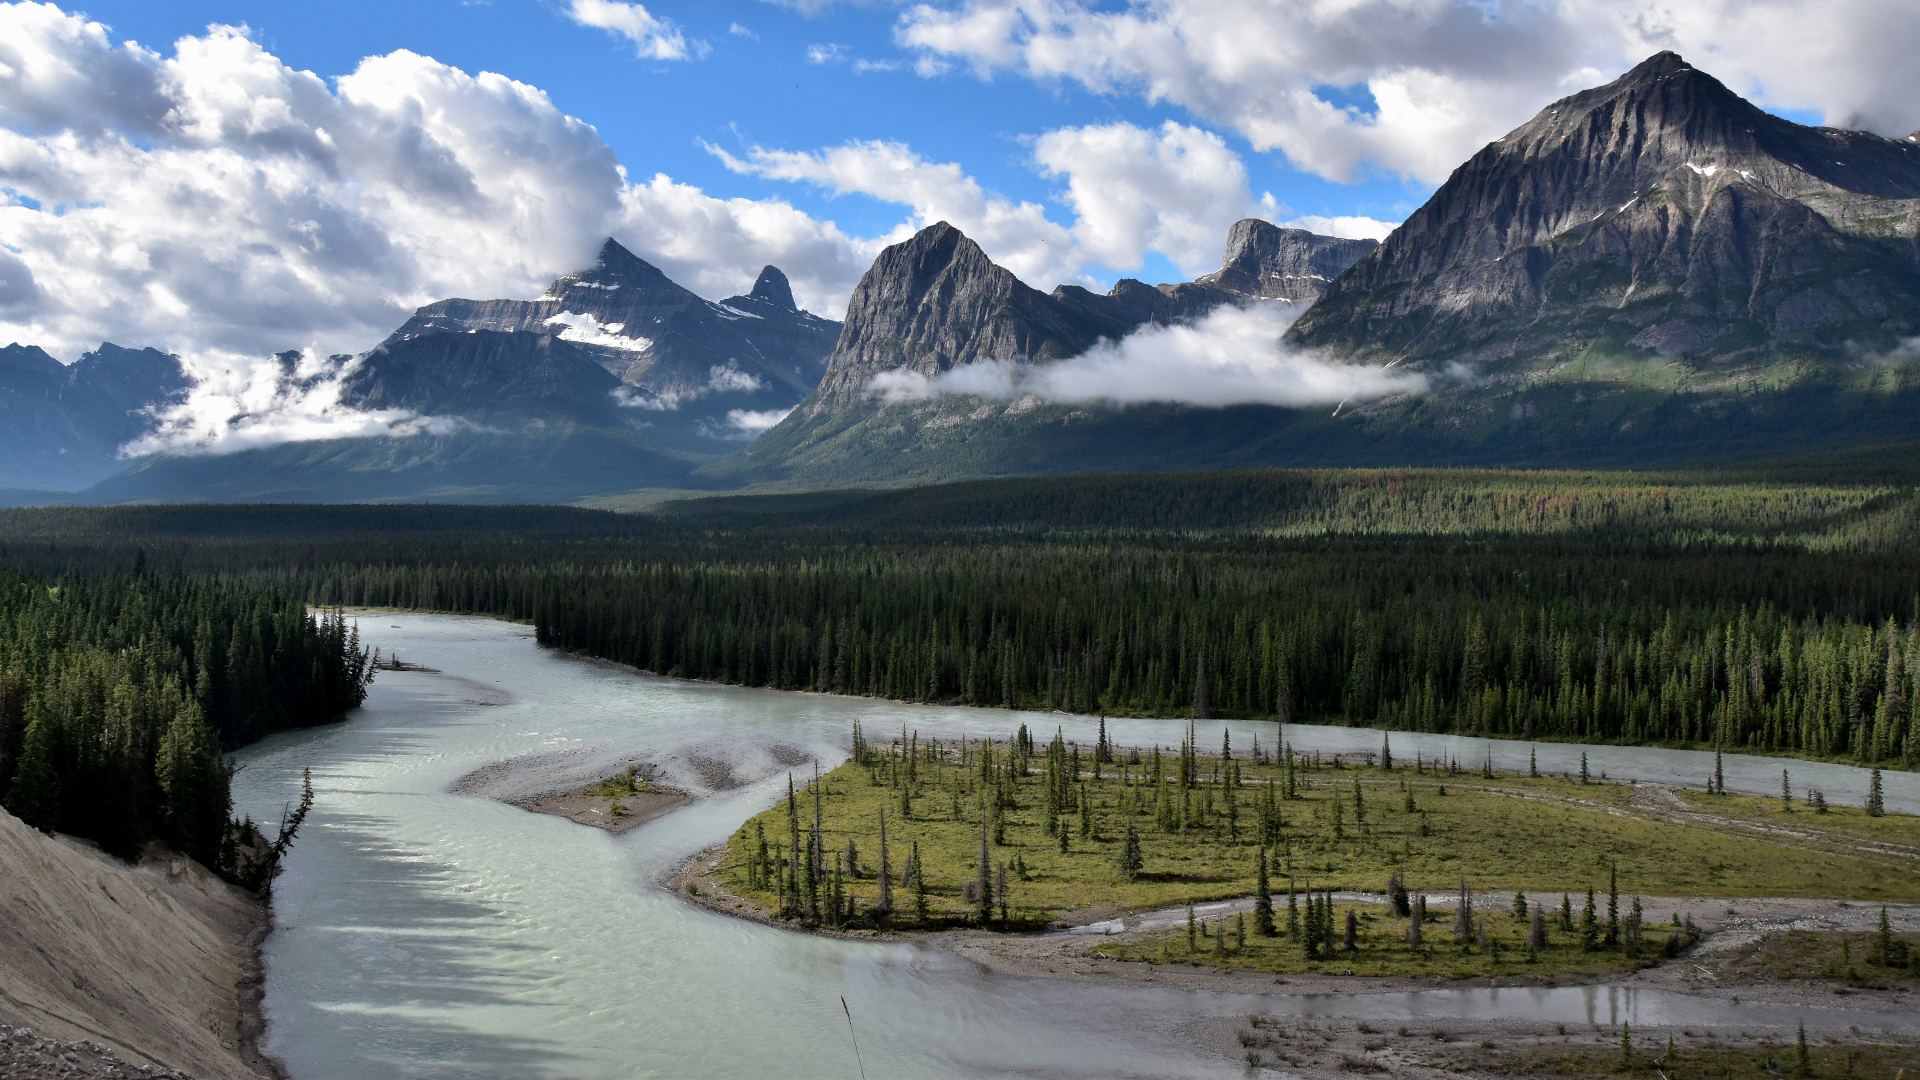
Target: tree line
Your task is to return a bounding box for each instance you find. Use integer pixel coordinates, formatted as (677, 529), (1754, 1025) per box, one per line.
(273, 538), (1920, 767)
(0, 568), (375, 870)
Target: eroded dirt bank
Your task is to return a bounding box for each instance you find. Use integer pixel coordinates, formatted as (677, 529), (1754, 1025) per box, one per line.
(0, 808), (278, 1080)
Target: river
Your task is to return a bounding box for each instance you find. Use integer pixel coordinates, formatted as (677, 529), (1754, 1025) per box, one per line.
(229, 613), (1920, 1080)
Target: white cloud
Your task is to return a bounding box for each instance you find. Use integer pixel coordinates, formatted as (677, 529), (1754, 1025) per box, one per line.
(868, 301), (1426, 407)
(723, 406), (794, 436)
(1033, 120), (1264, 276)
(806, 43), (848, 64)
(122, 349), (477, 457)
(728, 22), (757, 38)
(896, 0), (1920, 185)
(1281, 214), (1397, 241)
(709, 121), (1319, 285)
(709, 138), (1081, 285)
(0, 4), (883, 455)
(563, 0), (701, 60)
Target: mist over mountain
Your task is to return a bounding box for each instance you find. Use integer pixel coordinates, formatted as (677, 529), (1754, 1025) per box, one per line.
(9, 52), (1920, 503)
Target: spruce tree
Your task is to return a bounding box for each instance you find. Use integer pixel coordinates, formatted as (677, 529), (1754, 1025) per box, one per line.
(912, 841), (928, 924)
(1782, 768), (1792, 811)
(1286, 881), (1300, 939)
(1581, 886), (1600, 950)
(1119, 824), (1144, 880)
(876, 810), (893, 916)
(1187, 899), (1198, 952)
(1343, 908), (1358, 952)
(1528, 904), (1548, 949)
(1253, 850), (1275, 936)
(1512, 890), (1529, 923)
(1606, 863), (1620, 948)
(1866, 767), (1884, 816)
(976, 819), (994, 925)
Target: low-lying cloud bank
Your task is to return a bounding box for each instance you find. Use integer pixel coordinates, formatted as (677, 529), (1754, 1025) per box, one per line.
(867, 303), (1427, 410)
(121, 351), (472, 458)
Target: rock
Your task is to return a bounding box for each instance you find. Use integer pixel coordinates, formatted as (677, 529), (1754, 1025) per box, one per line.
(1198, 219), (1378, 303)
(1288, 51), (1920, 371)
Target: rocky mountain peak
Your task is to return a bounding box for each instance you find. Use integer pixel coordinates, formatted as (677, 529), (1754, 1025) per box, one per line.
(1290, 51), (1920, 370)
(748, 266), (797, 311)
(1200, 218), (1379, 303)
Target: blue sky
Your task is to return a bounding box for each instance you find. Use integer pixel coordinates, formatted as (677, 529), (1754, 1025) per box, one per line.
(51, 0), (1430, 289)
(3, 0), (1910, 380)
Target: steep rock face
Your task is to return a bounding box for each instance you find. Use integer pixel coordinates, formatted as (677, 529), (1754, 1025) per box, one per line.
(804, 222), (1163, 413)
(1198, 219), (1378, 302)
(0, 342), (188, 490)
(341, 330), (626, 427)
(1290, 51), (1920, 368)
(729, 219), (1381, 485)
(388, 240), (839, 421)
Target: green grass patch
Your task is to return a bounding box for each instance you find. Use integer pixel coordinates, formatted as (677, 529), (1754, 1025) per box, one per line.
(719, 731), (1920, 934)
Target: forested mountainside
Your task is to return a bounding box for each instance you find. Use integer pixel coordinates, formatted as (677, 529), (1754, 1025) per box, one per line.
(0, 572), (375, 865)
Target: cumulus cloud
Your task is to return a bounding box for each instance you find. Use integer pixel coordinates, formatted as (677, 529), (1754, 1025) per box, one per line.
(563, 0), (701, 59)
(0, 4), (881, 454)
(712, 120), (1303, 284)
(1033, 120), (1268, 276)
(710, 138), (1080, 285)
(1281, 214), (1398, 242)
(868, 302), (1426, 408)
(895, 0), (1920, 184)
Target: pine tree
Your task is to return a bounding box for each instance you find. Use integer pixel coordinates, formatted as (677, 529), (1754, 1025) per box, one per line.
(1528, 904), (1548, 949)
(1253, 850), (1275, 936)
(1119, 823), (1144, 880)
(876, 810), (894, 916)
(1795, 1020), (1811, 1077)
(1606, 863), (1620, 948)
(1187, 899), (1198, 952)
(1512, 890), (1529, 922)
(1866, 767), (1884, 816)
(3, 714), (60, 832)
(1343, 908), (1358, 952)
(911, 841), (928, 924)
(976, 819), (994, 926)
(1286, 881), (1300, 939)
(1581, 886), (1600, 950)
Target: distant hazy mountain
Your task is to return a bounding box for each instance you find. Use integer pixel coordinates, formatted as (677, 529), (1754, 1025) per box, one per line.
(68, 243), (840, 503)
(0, 342), (188, 491)
(381, 239), (840, 453)
(713, 218), (1378, 487)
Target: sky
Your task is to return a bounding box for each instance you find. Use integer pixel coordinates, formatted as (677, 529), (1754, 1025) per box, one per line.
(2, 0), (1917, 442)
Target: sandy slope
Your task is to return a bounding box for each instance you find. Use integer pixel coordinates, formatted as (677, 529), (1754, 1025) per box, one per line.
(0, 808), (274, 1080)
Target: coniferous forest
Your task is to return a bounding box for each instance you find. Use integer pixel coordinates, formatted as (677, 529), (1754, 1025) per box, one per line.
(1, 469), (1917, 840)
(0, 569), (376, 866)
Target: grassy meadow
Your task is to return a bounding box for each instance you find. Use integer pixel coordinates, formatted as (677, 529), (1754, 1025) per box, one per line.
(718, 725), (1920, 949)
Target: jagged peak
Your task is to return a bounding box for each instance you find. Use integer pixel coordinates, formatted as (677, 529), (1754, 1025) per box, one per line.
(748, 265), (796, 311)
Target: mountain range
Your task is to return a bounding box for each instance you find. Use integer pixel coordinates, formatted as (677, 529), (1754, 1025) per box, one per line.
(5, 51), (1920, 503)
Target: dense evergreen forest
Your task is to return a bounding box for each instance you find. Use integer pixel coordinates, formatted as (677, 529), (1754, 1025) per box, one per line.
(2, 467), (1919, 780)
(0, 569), (376, 867)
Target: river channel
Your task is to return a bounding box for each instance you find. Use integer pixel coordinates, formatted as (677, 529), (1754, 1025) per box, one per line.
(229, 613), (1920, 1079)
